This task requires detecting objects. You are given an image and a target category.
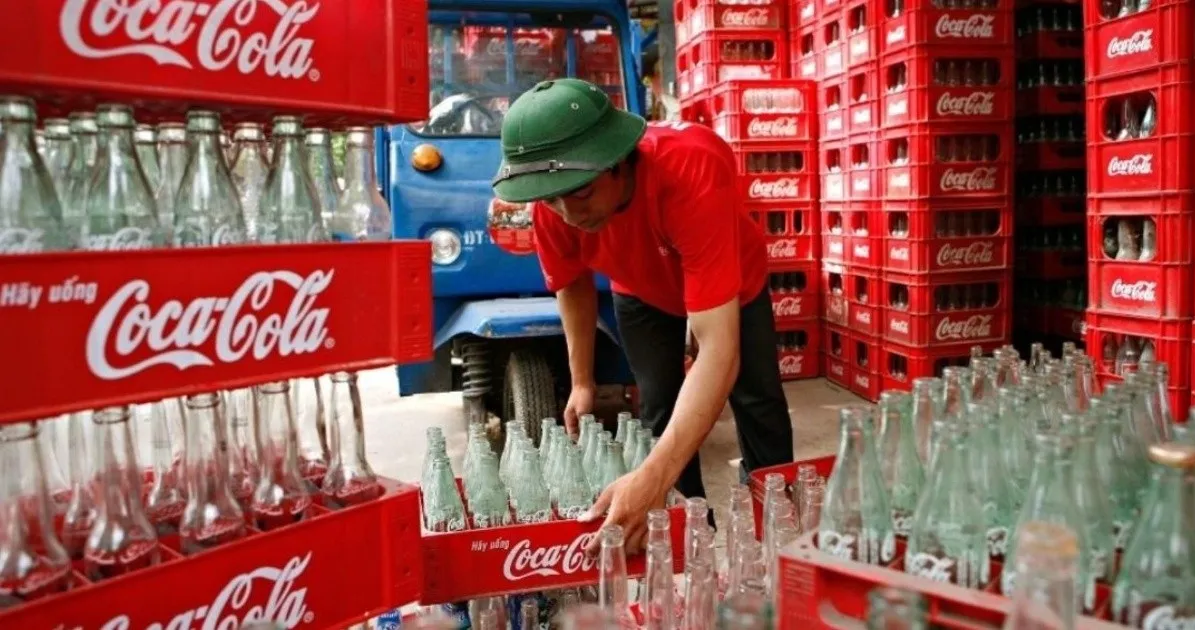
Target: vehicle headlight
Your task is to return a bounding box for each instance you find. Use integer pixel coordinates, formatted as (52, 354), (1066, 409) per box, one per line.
(428, 228), (462, 265)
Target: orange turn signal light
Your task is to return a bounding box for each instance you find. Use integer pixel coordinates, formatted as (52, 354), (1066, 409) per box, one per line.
(411, 143), (443, 172)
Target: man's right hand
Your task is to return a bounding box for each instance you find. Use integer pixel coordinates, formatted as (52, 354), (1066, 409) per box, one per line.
(563, 382), (596, 439)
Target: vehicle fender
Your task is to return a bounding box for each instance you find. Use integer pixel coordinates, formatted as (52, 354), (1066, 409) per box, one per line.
(433, 296), (619, 346)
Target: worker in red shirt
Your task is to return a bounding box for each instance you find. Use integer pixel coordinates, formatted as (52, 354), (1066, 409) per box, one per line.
(491, 78), (794, 551)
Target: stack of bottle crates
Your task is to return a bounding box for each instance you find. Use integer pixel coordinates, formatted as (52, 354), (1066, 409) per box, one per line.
(867, 0), (1016, 397)
(675, 0), (822, 381)
(1013, 3), (1087, 351)
(1082, 0), (1195, 413)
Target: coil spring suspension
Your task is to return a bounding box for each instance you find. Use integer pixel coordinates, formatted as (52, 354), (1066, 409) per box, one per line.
(460, 340), (492, 399)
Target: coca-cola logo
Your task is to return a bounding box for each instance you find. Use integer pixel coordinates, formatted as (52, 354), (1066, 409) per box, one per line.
(890, 318), (909, 334)
(86, 270), (333, 380)
(800, 59), (816, 77)
(935, 92), (996, 117)
(767, 239), (798, 259)
(175, 221), (247, 247)
(800, 2), (815, 19)
(854, 372), (870, 389)
(1142, 605), (1195, 630)
(855, 310), (871, 325)
(1107, 154), (1153, 176)
(502, 534), (596, 581)
(936, 241), (995, 267)
(886, 25), (906, 44)
(829, 361), (845, 377)
(60, 0), (321, 81)
(0, 228), (45, 254)
(488, 37), (544, 57)
(852, 175), (871, 193)
(890, 246), (909, 261)
(852, 242), (870, 259)
(748, 178), (799, 199)
(940, 167), (998, 192)
(934, 14), (996, 39)
(826, 114), (843, 132)
(773, 296), (804, 318)
(828, 240), (844, 255)
(887, 97), (908, 117)
(779, 354), (804, 375)
(747, 117), (799, 138)
(722, 7), (771, 27)
(1106, 29), (1153, 58)
(98, 553), (313, 630)
(83, 227), (156, 251)
(890, 172), (910, 189)
(935, 314), (994, 341)
(1110, 278), (1157, 302)
(825, 51), (842, 72)
(852, 108), (871, 125)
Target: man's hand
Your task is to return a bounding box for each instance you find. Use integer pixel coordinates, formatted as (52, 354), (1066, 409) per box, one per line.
(563, 383), (596, 439)
(578, 467), (670, 556)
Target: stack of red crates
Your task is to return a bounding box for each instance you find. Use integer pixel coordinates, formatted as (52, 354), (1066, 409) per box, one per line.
(1082, 0), (1195, 413)
(865, 0), (1016, 397)
(1012, 2), (1087, 347)
(677, 0), (822, 381)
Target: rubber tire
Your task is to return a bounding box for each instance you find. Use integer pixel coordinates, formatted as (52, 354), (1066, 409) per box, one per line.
(502, 349), (558, 447)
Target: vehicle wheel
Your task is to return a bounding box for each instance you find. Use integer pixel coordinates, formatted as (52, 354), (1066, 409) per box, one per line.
(502, 349), (558, 447)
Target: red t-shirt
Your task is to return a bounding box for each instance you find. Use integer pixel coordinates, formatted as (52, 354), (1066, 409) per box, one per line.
(532, 121), (768, 316)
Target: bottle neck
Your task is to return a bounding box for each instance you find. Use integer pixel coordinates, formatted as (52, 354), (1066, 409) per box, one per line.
(272, 136), (305, 173)
(343, 143), (377, 190)
(329, 376), (368, 463)
(187, 132), (228, 174)
(3, 120), (35, 154)
(599, 539), (630, 611)
(256, 387), (300, 471)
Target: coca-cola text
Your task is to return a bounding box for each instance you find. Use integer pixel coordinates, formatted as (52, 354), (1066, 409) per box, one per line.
(502, 534), (596, 581)
(936, 241), (995, 267)
(1106, 30), (1154, 59)
(934, 14), (996, 39)
(936, 92), (996, 117)
(936, 314), (995, 341)
(1109, 279), (1157, 302)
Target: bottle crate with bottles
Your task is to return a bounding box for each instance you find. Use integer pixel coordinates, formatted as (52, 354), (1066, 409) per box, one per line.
(676, 30), (790, 103)
(879, 0), (1014, 57)
(675, 0), (787, 48)
(882, 199), (1013, 274)
(778, 319), (824, 381)
(822, 260), (882, 337)
(792, 22), (824, 80)
(879, 51), (1015, 127)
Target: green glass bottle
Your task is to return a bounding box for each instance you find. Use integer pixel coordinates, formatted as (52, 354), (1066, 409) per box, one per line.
(820, 405), (896, 565)
(513, 447), (552, 524)
(555, 444), (593, 519)
(1060, 412), (1115, 588)
(877, 390), (923, 537)
(996, 386), (1034, 507)
(941, 367), (972, 421)
(906, 422), (987, 589)
(866, 587), (928, 630)
(1089, 396), (1145, 552)
(964, 402), (1015, 571)
(423, 455), (466, 532)
(910, 377), (943, 465)
(1112, 442), (1195, 627)
(597, 438), (628, 494)
(1124, 371), (1164, 446)
(470, 451), (512, 529)
(969, 357), (998, 404)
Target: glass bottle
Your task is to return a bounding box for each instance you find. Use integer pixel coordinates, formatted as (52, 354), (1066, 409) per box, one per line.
(60, 112), (99, 243)
(1002, 521), (1081, 630)
(906, 422), (987, 588)
(683, 557), (717, 630)
(997, 386), (1034, 504)
(1154, 363), (1174, 431)
(1124, 371), (1164, 445)
(877, 390), (923, 537)
(587, 432), (612, 494)
(970, 357), (998, 403)
(290, 377), (330, 491)
(643, 540), (675, 630)
(1112, 442), (1195, 627)
(684, 497), (711, 581)
(41, 117), (73, 192)
(597, 438), (628, 494)
(614, 414), (628, 449)
(0, 96), (72, 253)
(179, 394), (246, 554)
(910, 377), (942, 464)
(555, 445), (594, 519)
(172, 110), (247, 247)
(251, 382), (312, 530)
(322, 372), (381, 508)
(61, 412), (95, 559)
(1059, 412), (1115, 587)
(514, 448), (552, 524)
(965, 402), (1016, 568)
(866, 587), (928, 630)
(331, 127), (392, 242)
(470, 451), (511, 529)
(144, 400), (186, 536)
(1089, 397), (1145, 551)
(500, 420), (526, 487)
(153, 122), (187, 244)
(423, 453), (466, 532)
(540, 418), (557, 460)
(598, 524), (636, 626)
(1002, 432), (1091, 613)
(84, 407), (160, 580)
(229, 122), (270, 240)
(257, 116), (328, 244)
(305, 128), (341, 229)
(134, 124), (161, 194)
(82, 104), (162, 250)
(0, 422), (72, 604)
(718, 592), (772, 630)
(941, 367), (972, 421)
(820, 406), (897, 565)
(225, 386), (257, 512)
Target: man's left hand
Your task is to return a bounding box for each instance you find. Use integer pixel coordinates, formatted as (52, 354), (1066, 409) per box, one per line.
(578, 467), (670, 557)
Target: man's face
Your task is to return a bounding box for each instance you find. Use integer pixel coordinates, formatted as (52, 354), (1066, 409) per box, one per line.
(541, 170), (623, 233)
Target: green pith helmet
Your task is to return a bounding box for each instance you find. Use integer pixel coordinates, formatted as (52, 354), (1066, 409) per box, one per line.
(492, 78), (647, 203)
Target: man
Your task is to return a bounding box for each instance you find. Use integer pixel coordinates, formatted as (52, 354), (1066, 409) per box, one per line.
(491, 78), (794, 552)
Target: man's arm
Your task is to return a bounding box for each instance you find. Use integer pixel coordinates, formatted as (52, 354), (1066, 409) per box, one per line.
(557, 271), (598, 389)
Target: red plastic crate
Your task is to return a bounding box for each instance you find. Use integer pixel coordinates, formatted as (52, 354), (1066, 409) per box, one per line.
(0, 481), (422, 629)
(777, 319), (823, 381)
(879, 51), (1014, 126)
(1088, 262), (1193, 320)
(821, 139), (849, 202)
(1018, 140), (1087, 171)
(822, 261), (850, 327)
(846, 22), (879, 68)
(880, 339), (1003, 391)
(1087, 212), (1193, 266)
(882, 197), (1012, 240)
(1086, 311), (1191, 377)
(792, 0), (821, 28)
(879, 125), (1014, 199)
(791, 23), (822, 80)
(821, 262), (882, 336)
(821, 77), (848, 139)
(676, 30), (789, 100)
(1086, 191), (1195, 217)
(747, 202), (821, 264)
(737, 142), (819, 203)
(1016, 84), (1086, 116)
(676, 0), (787, 46)
(884, 223), (1012, 275)
(714, 110), (817, 143)
(748, 455), (836, 536)
(823, 351), (851, 391)
(0, 242), (432, 423)
(1087, 66), (1195, 139)
(820, 14), (849, 78)
(771, 263), (821, 324)
(1083, 1), (1195, 80)
(881, 270), (1012, 346)
(824, 323), (881, 400)
(709, 79), (818, 114)
(846, 64), (881, 135)
(881, 9), (1014, 54)
(847, 139), (880, 201)
(0, 0), (430, 126)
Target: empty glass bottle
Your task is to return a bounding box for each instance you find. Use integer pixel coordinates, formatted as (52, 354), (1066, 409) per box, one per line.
(82, 104), (162, 250)
(229, 122), (270, 239)
(1112, 442), (1195, 627)
(0, 422), (72, 604)
(0, 97), (72, 253)
(598, 525), (636, 626)
(684, 557), (718, 630)
(597, 438), (628, 494)
(820, 406), (897, 565)
(1002, 521), (1081, 630)
(997, 386), (1034, 505)
(1125, 371), (1164, 446)
(965, 402), (1016, 568)
(179, 394), (246, 554)
(331, 127), (392, 241)
(290, 377), (330, 491)
(470, 451), (511, 529)
(41, 117), (73, 192)
(718, 591), (772, 630)
(305, 128), (340, 229)
(555, 445), (593, 519)
(257, 116), (328, 244)
(173, 110), (247, 247)
(1089, 397), (1145, 551)
(906, 422), (987, 588)
(144, 400), (186, 536)
(134, 124), (160, 193)
(643, 540), (675, 630)
(251, 382), (312, 531)
(322, 372), (381, 508)
(877, 390), (923, 537)
(154, 122), (187, 243)
(60, 112), (98, 242)
(500, 421), (526, 487)
(1060, 412), (1115, 586)
(225, 388), (257, 512)
(910, 377), (942, 464)
(514, 448), (552, 524)
(85, 407), (160, 580)
(423, 454), (466, 532)
(61, 412), (95, 559)
(866, 587), (927, 630)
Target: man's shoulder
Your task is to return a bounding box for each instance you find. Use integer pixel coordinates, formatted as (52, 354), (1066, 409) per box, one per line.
(642, 121), (736, 176)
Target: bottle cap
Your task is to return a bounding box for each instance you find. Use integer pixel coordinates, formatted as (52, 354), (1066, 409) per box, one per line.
(1148, 443), (1195, 469)
(43, 118), (71, 138)
(97, 104), (136, 127)
(184, 110), (222, 133)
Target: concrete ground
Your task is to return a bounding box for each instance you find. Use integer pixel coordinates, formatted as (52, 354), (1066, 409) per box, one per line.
(359, 368), (863, 532)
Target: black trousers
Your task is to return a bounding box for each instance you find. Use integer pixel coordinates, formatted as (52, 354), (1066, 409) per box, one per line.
(613, 288), (795, 501)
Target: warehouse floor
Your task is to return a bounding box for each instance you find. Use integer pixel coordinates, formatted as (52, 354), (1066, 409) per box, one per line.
(358, 368), (862, 534)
